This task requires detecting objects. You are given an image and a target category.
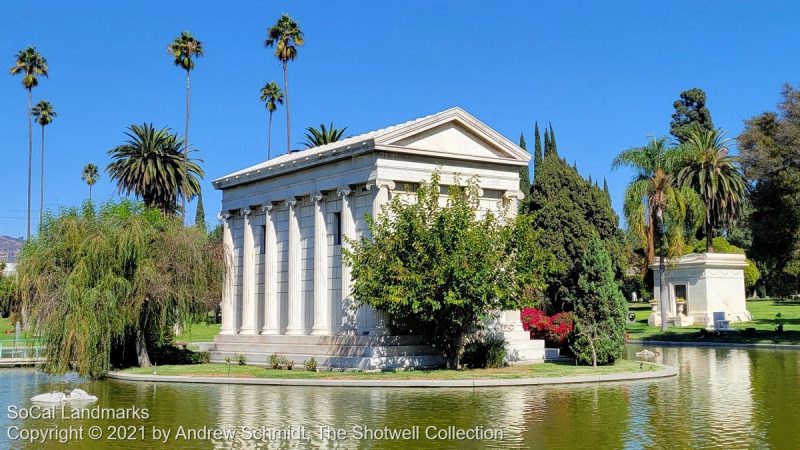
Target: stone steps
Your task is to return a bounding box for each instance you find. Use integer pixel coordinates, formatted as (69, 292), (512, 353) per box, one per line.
(211, 342), (439, 358)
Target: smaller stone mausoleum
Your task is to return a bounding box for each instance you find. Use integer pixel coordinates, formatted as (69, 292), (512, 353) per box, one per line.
(648, 253), (752, 328)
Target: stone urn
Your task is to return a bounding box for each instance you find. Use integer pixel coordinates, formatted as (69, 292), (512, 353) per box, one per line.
(650, 301), (659, 313)
(676, 301), (686, 316)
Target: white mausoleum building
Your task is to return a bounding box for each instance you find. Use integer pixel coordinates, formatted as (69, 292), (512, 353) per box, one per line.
(648, 253), (752, 328)
(210, 107), (543, 368)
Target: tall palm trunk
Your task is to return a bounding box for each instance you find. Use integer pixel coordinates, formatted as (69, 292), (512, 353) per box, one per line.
(283, 62), (291, 152)
(268, 111), (273, 159)
(655, 206), (668, 332)
(39, 124), (45, 224)
(181, 70), (191, 225)
(26, 90), (32, 241)
(89, 184), (93, 201)
(705, 214), (715, 252)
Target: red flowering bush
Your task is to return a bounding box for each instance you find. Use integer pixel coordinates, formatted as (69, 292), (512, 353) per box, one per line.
(520, 308), (575, 347)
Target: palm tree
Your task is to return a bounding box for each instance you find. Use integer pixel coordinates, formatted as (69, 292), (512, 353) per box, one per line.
(260, 81), (284, 159)
(168, 31), (204, 224)
(107, 123), (203, 214)
(9, 47), (48, 240)
(31, 100), (57, 223)
(81, 163), (99, 200)
(613, 136), (701, 331)
(303, 123), (347, 148)
(265, 14), (304, 153)
(677, 126), (747, 253)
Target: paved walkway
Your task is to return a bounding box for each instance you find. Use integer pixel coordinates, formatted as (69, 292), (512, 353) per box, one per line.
(107, 365), (677, 388)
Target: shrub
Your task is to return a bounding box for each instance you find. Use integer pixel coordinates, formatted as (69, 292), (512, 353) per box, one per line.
(195, 352), (211, 364)
(268, 353), (282, 369)
(149, 346), (208, 365)
(521, 308), (575, 348)
(235, 354), (247, 366)
(461, 334), (507, 369)
(303, 357), (318, 372)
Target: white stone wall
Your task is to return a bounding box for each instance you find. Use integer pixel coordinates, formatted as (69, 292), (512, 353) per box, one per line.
(325, 191), (343, 334)
(299, 197), (315, 334)
(231, 216), (244, 330)
(274, 204), (289, 333)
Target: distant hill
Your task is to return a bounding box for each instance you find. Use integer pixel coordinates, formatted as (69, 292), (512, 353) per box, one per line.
(0, 235), (24, 263)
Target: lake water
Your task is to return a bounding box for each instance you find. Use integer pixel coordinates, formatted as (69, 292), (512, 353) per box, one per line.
(1, 345), (798, 449)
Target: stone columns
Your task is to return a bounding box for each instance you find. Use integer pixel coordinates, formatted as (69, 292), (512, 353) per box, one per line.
(218, 212), (235, 335)
(365, 180), (395, 334)
(261, 203), (279, 335)
(239, 208), (258, 334)
(285, 199), (304, 335)
(337, 187), (357, 333)
(311, 193), (330, 335)
(503, 190), (524, 219)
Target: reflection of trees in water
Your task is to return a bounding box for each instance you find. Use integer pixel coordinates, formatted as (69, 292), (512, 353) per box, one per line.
(751, 349), (800, 449)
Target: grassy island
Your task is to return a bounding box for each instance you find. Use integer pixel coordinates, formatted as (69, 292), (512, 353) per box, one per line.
(120, 359), (658, 381)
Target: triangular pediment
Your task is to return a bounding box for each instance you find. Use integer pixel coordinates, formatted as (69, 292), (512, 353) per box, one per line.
(375, 108), (529, 163)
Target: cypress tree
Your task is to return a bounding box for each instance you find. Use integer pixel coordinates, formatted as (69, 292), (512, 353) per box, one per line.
(195, 189), (206, 230)
(533, 122), (543, 179)
(570, 236), (627, 366)
(544, 129), (551, 157)
(603, 177), (610, 201)
(518, 133), (531, 213)
(549, 124), (558, 156)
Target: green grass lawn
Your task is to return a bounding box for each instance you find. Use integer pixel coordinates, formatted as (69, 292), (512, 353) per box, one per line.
(121, 359), (658, 380)
(626, 299), (800, 345)
(175, 322), (221, 343)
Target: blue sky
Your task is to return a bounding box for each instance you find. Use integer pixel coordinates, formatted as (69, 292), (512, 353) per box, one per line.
(1, 1), (797, 237)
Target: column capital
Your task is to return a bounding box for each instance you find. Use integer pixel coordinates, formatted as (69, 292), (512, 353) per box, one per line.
(311, 192), (324, 203)
(240, 207), (252, 217)
(504, 190), (525, 200)
(217, 211), (232, 221)
(260, 202), (274, 212)
(366, 180), (396, 191)
(285, 198), (298, 208)
(337, 186), (352, 197)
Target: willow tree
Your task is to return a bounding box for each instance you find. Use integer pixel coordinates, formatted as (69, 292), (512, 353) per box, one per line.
(16, 200), (225, 378)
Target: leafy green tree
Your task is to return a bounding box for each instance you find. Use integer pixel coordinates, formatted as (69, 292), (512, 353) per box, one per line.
(168, 31), (204, 224)
(32, 100), (57, 224)
(107, 123), (203, 214)
(690, 237), (760, 292)
(344, 173), (554, 368)
(81, 163), (99, 200)
(670, 88), (714, 143)
(302, 123), (347, 148)
(16, 200), (224, 377)
(518, 133), (531, 213)
(738, 84), (800, 295)
(613, 136), (702, 330)
(529, 152), (625, 312)
(0, 263), (16, 318)
(195, 188), (206, 230)
(260, 81), (284, 158)
(265, 14), (304, 152)
(571, 237), (627, 366)
(10, 47), (48, 240)
(677, 126), (747, 252)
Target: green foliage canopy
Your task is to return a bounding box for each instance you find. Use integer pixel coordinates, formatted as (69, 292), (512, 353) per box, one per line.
(670, 87), (714, 143)
(344, 173), (557, 368)
(16, 201), (225, 378)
